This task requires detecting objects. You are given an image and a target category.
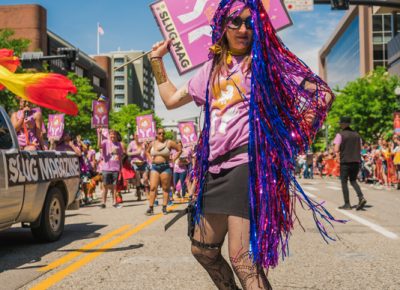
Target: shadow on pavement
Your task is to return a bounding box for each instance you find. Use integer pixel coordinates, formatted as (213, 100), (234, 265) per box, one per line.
(0, 222), (106, 273)
(58, 243), (144, 253)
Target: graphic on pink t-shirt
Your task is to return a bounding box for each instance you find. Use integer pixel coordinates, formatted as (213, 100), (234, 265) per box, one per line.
(188, 57), (250, 173)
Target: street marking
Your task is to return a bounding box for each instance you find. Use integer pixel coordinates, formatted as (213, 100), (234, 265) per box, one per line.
(30, 205), (179, 290)
(327, 186), (341, 191)
(302, 186), (318, 191)
(304, 191), (317, 199)
(336, 209), (398, 240)
(39, 225), (131, 272)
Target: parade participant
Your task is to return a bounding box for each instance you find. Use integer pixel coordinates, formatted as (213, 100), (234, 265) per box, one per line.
(334, 116), (367, 210)
(150, 0), (340, 288)
(11, 98), (44, 150)
(50, 130), (82, 156)
(127, 134), (149, 201)
(173, 141), (191, 198)
(145, 128), (181, 215)
(98, 129), (124, 209)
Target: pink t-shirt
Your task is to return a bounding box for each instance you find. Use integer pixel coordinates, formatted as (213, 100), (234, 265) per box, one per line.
(127, 141), (146, 165)
(174, 147), (192, 173)
(188, 57), (250, 174)
(101, 140), (123, 172)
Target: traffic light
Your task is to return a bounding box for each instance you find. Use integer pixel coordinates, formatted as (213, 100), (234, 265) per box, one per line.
(57, 47), (79, 71)
(330, 0), (350, 10)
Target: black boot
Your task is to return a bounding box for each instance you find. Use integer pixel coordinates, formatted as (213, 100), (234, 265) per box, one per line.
(356, 198), (367, 211)
(145, 206), (154, 216)
(338, 203), (352, 210)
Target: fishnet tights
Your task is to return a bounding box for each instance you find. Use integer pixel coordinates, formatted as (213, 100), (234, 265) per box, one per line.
(191, 214), (272, 290)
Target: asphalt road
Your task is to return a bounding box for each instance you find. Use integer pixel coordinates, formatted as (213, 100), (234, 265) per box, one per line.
(0, 177), (399, 290)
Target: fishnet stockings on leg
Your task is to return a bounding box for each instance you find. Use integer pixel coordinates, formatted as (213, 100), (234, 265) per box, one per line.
(192, 246), (240, 290)
(191, 214), (240, 290)
(228, 216), (272, 290)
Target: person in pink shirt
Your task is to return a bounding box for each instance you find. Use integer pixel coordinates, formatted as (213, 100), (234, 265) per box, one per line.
(127, 134), (149, 201)
(173, 142), (191, 198)
(98, 129), (123, 209)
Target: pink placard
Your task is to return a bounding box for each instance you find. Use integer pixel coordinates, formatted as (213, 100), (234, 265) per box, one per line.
(91, 100), (109, 128)
(136, 114), (156, 142)
(150, 0), (292, 75)
(47, 114), (65, 141)
(178, 122), (198, 147)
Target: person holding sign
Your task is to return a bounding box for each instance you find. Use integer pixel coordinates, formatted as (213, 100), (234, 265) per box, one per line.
(146, 128), (181, 215)
(149, 1), (341, 289)
(11, 98), (45, 150)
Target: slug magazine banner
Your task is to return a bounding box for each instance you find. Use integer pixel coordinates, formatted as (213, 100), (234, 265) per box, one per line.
(150, 0), (292, 75)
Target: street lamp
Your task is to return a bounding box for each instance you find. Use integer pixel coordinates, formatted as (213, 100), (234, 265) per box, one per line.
(127, 123), (131, 143)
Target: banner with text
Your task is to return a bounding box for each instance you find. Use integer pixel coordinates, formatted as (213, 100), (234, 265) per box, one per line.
(178, 122), (198, 147)
(150, 0), (292, 75)
(136, 114), (156, 142)
(91, 100), (109, 128)
(47, 114), (65, 141)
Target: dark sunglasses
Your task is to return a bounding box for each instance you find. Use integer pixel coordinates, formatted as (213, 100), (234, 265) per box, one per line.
(227, 16), (253, 30)
(157, 132), (165, 135)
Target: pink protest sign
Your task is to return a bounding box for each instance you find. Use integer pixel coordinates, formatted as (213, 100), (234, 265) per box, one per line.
(136, 114), (156, 142)
(47, 114), (65, 141)
(150, 0), (292, 75)
(91, 100), (109, 128)
(178, 122), (198, 147)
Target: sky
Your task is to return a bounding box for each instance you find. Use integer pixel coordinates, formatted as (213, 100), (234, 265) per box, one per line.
(0, 0), (345, 123)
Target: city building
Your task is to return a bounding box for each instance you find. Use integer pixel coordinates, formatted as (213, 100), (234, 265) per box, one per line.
(0, 4), (109, 97)
(97, 51), (155, 111)
(319, 5), (400, 88)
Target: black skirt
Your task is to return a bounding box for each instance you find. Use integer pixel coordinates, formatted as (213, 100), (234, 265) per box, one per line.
(202, 163), (249, 219)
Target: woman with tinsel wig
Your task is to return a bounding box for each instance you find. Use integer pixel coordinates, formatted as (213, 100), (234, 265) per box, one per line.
(150, 0), (343, 289)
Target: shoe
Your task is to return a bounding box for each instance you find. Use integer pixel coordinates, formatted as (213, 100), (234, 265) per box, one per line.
(100, 204), (106, 209)
(145, 207), (154, 216)
(162, 206), (168, 215)
(338, 204), (352, 210)
(154, 200), (159, 206)
(356, 198), (367, 211)
(168, 200), (173, 206)
(113, 203), (123, 209)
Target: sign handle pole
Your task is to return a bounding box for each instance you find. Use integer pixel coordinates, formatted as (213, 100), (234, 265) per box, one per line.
(113, 50), (152, 71)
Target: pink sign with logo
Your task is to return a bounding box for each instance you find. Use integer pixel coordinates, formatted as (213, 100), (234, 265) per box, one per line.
(178, 122), (198, 147)
(150, 0), (292, 75)
(91, 100), (109, 128)
(47, 114), (65, 141)
(136, 114), (156, 142)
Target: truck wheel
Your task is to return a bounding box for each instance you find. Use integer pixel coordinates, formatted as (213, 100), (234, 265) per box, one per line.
(31, 187), (65, 242)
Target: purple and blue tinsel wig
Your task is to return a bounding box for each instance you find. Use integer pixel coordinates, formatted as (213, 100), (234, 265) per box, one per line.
(193, 0), (345, 270)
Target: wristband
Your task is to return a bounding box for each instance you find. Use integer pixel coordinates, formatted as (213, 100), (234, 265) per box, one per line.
(151, 58), (167, 85)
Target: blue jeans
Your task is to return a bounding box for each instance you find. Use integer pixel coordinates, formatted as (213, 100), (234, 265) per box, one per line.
(173, 171), (187, 196)
(151, 163), (172, 175)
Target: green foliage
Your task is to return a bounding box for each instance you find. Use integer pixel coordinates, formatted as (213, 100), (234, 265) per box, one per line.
(0, 29), (30, 112)
(64, 72), (97, 143)
(109, 104), (163, 142)
(327, 67), (400, 142)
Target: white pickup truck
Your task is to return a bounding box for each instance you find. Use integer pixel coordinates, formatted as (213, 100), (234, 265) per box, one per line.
(0, 106), (80, 242)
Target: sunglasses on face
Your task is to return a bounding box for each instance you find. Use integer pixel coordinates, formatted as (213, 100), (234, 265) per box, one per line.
(157, 132), (165, 135)
(227, 16), (253, 30)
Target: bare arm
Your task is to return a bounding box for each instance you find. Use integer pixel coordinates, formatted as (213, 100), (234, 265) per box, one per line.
(169, 140), (182, 163)
(151, 40), (193, 110)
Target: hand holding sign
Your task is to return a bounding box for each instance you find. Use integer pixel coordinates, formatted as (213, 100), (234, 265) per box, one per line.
(151, 39), (173, 59)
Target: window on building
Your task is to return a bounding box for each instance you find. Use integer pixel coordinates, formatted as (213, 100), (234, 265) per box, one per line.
(373, 15), (383, 32)
(114, 76), (124, 82)
(114, 85), (124, 90)
(75, 66), (84, 77)
(114, 58), (124, 65)
(93, 75), (100, 87)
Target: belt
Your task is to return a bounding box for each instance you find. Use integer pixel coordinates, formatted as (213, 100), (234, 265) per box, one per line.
(209, 144), (248, 167)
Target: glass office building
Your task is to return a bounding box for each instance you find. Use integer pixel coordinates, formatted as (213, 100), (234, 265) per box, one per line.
(319, 6), (399, 89)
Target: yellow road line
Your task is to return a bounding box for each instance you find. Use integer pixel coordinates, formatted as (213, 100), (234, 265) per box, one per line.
(30, 205), (179, 290)
(39, 225), (131, 272)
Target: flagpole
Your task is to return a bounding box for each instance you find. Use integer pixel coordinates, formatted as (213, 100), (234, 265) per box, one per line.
(97, 22), (100, 55)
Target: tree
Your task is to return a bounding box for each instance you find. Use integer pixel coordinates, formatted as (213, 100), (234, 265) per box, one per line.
(109, 104), (163, 142)
(64, 72), (97, 143)
(0, 29), (30, 112)
(327, 67), (400, 143)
